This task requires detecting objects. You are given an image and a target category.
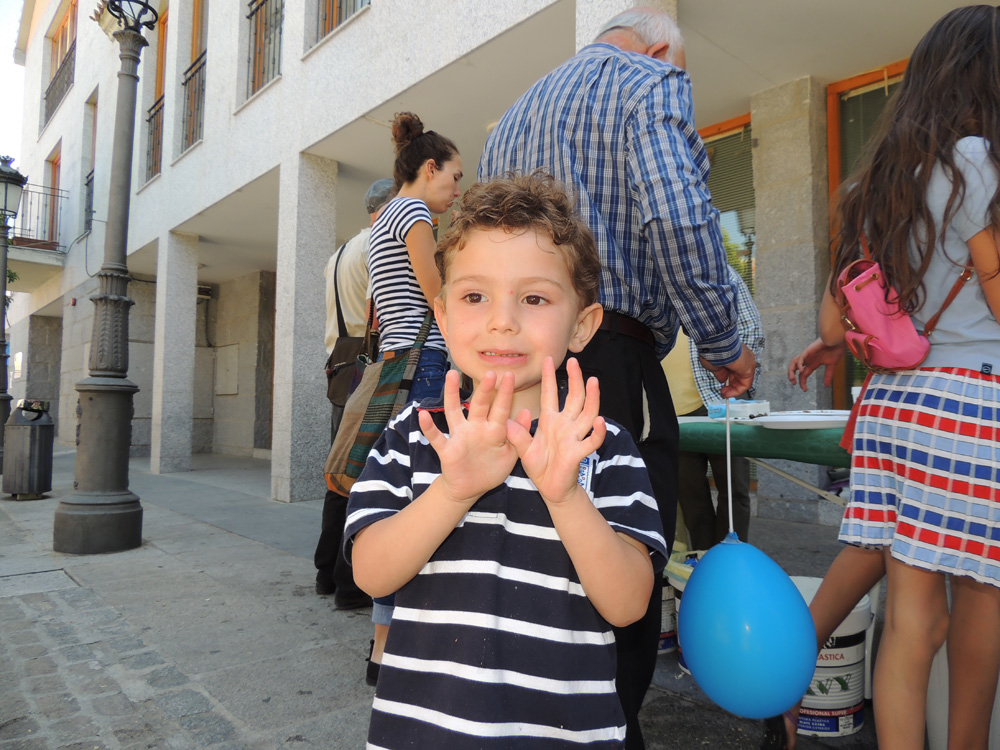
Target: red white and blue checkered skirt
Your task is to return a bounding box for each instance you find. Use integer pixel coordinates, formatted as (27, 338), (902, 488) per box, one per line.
(838, 367), (1000, 587)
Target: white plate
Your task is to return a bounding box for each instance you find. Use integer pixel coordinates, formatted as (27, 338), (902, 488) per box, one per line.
(750, 411), (851, 430)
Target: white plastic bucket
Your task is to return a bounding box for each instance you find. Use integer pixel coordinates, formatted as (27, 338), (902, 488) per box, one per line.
(792, 576), (872, 737)
(658, 581), (677, 653)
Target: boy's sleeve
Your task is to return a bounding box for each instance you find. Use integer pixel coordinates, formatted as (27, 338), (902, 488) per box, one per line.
(589, 422), (669, 573)
(343, 405), (420, 563)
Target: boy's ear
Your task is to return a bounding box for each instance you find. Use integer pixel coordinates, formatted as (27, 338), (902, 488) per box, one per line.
(433, 296), (448, 342)
(568, 303), (603, 353)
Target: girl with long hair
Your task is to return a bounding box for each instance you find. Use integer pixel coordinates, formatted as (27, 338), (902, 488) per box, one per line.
(782, 6), (1000, 748)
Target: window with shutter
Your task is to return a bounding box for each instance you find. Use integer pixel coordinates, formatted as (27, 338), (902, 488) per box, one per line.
(701, 117), (757, 297)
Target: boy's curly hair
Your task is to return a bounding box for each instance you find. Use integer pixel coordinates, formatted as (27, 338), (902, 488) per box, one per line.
(436, 173), (601, 307)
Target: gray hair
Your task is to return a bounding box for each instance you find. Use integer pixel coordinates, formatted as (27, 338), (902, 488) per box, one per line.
(595, 7), (684, 59)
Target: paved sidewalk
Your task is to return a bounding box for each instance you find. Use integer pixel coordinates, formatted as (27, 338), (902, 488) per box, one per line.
(0, 451), (878, 749)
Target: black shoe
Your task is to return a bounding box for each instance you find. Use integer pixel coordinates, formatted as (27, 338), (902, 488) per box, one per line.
(366, 639), (380, 687)
(760, 711), (796, 750)
(333, 589), (373, 610)
(315, 574), (336, 596)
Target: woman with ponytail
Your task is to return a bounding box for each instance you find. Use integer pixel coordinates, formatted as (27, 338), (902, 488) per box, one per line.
(363, 111), (462, 685)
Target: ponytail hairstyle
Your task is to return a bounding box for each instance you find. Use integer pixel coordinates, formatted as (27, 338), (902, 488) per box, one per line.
(831, 4), (1000, 312)
(391, 112), (460, 189)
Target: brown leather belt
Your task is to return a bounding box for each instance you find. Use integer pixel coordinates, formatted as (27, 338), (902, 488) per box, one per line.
(598, 311), (655, 348)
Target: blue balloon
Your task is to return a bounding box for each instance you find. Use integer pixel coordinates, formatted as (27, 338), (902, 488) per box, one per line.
(677, 535), (817, 719)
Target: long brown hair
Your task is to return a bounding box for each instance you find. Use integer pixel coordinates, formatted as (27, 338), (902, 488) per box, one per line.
(831, 5), (1000, 312)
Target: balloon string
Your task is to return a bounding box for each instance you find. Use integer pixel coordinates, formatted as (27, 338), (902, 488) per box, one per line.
(725, 399), (735, 537)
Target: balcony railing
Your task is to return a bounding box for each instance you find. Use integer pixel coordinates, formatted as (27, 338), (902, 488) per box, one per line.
(145, 94), (165, 182)
(84, 169), (95, 232)
(247, 0), (283, 98)
(43, 41), (76, 128)
(182, 51), (207, 152)
(316, 0), (369, 40)
(10, 183), (70, 252)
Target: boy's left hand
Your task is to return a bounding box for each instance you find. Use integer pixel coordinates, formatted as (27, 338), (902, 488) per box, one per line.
(507, 357), (606, 506)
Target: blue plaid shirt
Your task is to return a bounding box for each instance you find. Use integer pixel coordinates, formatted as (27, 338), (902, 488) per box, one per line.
(690, 266), (765, 402)
(479, 43), (741, 363)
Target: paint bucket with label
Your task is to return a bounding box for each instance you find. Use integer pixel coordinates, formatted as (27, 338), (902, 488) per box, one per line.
(658, 580), (676, 653)
(792, 576), (872, 737)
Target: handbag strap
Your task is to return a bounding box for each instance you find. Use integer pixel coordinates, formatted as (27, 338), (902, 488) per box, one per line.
(412, 311), (434, 349)
(923, 263), (974, 336)
(859, 232), (974, 337)
(331, 242), (349, 338)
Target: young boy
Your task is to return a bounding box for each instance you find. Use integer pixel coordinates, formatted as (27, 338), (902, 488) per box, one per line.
(345, 174), (667, 749)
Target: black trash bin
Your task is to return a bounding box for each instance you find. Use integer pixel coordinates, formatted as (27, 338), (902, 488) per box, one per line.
(3, 399), (54, 500)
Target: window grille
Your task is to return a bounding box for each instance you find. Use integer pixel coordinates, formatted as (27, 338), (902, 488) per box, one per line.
(43, 41), (76, 127)
(182, 51), (208, 152)
(316, 0), (369, 42)
(248, 0), (283, 97)
(145, 95), (165, 181)
(84, 169), (94, 232)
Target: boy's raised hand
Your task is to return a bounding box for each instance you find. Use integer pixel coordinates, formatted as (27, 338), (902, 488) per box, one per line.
(507, 357), (606, 506)
(418, 368), (519, 506)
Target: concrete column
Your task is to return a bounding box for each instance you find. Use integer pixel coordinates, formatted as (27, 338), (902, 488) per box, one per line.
(575, 0), (676, 52)
(750, 76), (839, 522)
(271, 153), (336, 502)
(150, 231), (198, 473)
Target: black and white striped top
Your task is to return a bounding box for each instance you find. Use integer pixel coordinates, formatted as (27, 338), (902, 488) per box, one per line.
(345, 399), (668, 749)
(368, 197), (447, 353)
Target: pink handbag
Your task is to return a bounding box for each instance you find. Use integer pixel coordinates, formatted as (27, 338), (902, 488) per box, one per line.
(837, 235), (972, 373)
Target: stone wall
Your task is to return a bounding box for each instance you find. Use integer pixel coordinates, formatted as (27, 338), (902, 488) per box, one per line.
(25, 316), (63, 434)
(750, 76), (843, 525)
(209, 270), (275, 456)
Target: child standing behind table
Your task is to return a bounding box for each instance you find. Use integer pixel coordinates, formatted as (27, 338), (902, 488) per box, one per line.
(345, 173), (667, 749)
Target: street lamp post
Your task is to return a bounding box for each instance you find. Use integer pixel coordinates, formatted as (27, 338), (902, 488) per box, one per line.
(0, 156), (28, 475)
(53, 0), (159, 554)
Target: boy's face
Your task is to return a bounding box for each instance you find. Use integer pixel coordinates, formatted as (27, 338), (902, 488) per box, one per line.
(435, 228), (603, 414)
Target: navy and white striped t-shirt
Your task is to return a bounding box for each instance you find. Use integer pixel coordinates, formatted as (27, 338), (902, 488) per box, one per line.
(368, 197), (447, 353)
(345, 400), (668, 749)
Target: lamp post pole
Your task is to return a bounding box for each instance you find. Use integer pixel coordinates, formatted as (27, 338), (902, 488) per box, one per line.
(0, 219), (12, 474)
(53, 6), (156, 554)
(0, 155), (27, 476)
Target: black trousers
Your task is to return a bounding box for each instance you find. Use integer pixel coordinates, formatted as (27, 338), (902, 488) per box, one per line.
(563, 327), (678, 750)
(313, 403), (364, 596)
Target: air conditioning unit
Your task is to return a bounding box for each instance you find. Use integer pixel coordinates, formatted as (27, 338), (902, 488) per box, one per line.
(197, 284), (214, 300)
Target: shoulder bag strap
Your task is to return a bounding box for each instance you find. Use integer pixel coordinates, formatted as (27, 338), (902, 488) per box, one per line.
(331, 243), (349, 339)
(859, 233), (874, 261)
(412, 311), (434, 349)
(922, 262), (975, 337)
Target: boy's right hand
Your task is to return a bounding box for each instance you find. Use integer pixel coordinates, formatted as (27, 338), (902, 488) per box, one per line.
(418, 369), (519, 506)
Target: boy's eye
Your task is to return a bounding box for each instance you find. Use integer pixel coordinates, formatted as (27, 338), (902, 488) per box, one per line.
(523, 295), (546, 306)
(462, 292), (484, 304)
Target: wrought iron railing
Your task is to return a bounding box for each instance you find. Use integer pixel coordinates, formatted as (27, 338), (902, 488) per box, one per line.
(316, 0), (369, 41)
(247, 0), (283, 98)
(181, 51), (208, 152)
(43, 41), (76, 128)
(84, 169), (95, 232)
(145, 95), (165, 182)
(9, 184), (70, 251)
